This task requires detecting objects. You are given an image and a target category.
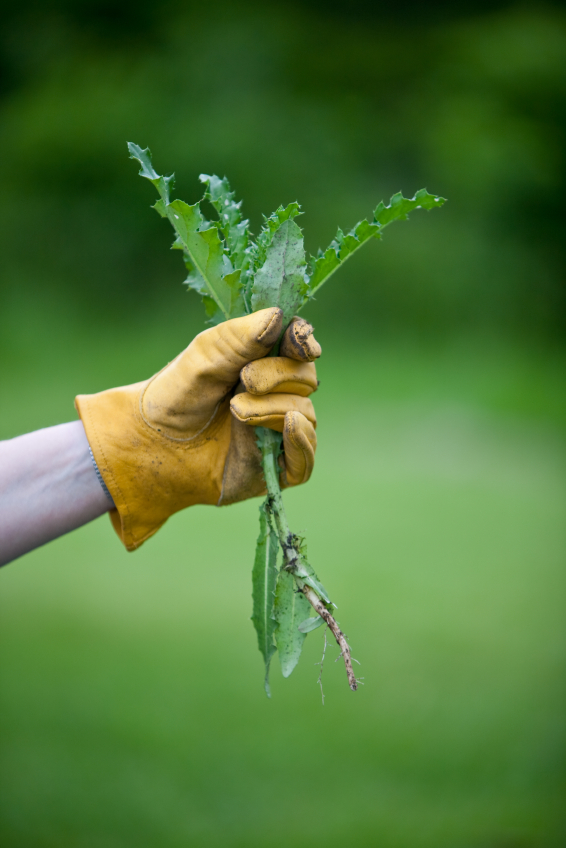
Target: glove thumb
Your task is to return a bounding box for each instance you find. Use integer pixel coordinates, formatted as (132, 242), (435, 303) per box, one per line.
(142, 307), (283, 438)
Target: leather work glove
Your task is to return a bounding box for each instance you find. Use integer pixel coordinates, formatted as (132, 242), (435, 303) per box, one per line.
(75, 308), (321, 551)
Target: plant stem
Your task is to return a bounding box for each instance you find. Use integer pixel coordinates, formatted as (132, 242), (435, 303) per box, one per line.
(257, 426), (358, 692)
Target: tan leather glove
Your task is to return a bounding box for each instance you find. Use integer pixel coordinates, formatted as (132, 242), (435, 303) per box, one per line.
(75, 308), (320, 551)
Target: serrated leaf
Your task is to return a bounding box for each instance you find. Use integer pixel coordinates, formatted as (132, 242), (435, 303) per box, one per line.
(128, 142), (174, 205)
(168, 199), (247, 321)
(200, 174), (251, 277)
(306, 219), (380, 297)
(298, 615), (325, 634)
(201, 272), (245, 326)
(374, 188), (444, 225)
(153, 199), (168, 218)
(273, 569), (312, 678)
(251, 502), (279, 696)
(251, 217), (309, 326)
(248, 202), (302, 282)
(306, 189), (446, 299)
(128, 144), (247, 322)
(180, 248), (222, 321)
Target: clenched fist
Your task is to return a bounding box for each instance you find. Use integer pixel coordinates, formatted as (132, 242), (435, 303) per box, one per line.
(76, 308), (321, 550)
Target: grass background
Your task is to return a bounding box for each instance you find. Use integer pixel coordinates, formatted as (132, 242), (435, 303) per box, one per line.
(1, 317), (565, 847)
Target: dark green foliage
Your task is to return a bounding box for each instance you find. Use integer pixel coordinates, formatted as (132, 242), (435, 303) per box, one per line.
(2, 4), (564, 344)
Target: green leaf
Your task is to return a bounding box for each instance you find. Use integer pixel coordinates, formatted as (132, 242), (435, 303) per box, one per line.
(250, 203), (302, 274)
(292, 562), (331, 604)
(306, 219), (380, 299)
(251, 216), (309, 326)
(298, 615), (325, 634)
(168, 200), (247, 323)
(200, 174), (251, 274)
(128, 144), (247, 323)
(306, 189), (446, 299)
(288, 534), (332, 604)
(273, 570), (312, 678)
(128, 142), (174, 205)
(153, 199), (168, 218)
(129, 146), (447, 692)
(374, 187), (444, 225)
(251, 502), (279, 696)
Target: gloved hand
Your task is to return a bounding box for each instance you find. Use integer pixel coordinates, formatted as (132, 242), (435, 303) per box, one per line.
(75, 308), (320, 551)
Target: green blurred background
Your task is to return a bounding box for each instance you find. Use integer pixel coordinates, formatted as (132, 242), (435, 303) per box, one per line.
(1, 1), (565, 846)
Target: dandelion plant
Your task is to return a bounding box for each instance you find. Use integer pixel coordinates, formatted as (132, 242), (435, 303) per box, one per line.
(128, 142), (445, 695)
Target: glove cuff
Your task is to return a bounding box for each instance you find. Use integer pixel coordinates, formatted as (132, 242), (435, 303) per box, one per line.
(75, 383), (228, 551)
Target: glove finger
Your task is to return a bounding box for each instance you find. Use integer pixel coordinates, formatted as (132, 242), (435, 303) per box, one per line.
(280, 317), (321, 362)
(230, 392), (316, 432)
(143, 307), (282, 436)
(240, 358), (318, 397)
(282, 411), (317, 486)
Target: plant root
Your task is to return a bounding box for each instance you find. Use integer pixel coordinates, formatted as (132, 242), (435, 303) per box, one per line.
(315, 626), (330, 705)
(301, 584), (358, 691)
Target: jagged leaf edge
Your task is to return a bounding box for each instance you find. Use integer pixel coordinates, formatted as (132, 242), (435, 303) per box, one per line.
(249, 208), (309, 325)
(200, 174), (253, 312)
(246, 202), (303, 310)
(128, 143), (246, 323)
(305, 189), (446, 300)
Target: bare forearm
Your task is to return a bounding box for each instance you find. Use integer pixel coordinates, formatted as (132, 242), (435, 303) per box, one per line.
(0, 421), (113, 566)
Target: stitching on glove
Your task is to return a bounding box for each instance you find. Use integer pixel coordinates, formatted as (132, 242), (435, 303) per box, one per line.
(230, 409), (280, 427)
(88, 447), (115, 505)
(138, 378), (225, 444)
(82, 397), (128, 527)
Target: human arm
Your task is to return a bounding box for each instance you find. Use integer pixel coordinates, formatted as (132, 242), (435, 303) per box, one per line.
(0, 420), (114, 566)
